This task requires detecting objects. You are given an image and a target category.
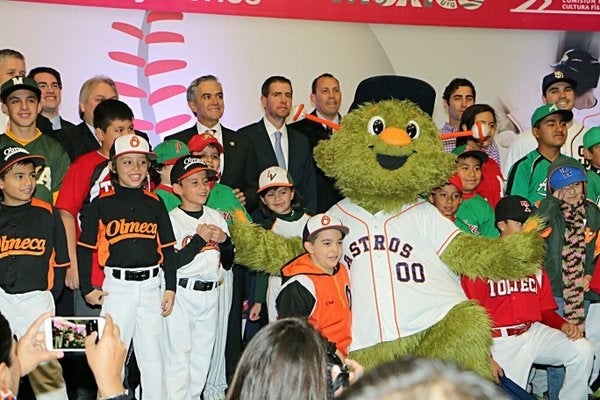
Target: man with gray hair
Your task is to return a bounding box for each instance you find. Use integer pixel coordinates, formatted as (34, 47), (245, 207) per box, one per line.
(165, 75), (259, 210)
(165, 75), (259, 400)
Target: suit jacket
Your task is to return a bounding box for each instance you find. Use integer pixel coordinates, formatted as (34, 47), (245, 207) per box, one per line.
(58, 117), (75, 130)
(290, 110), (343, 213)
(165, 125), (260, 212)
(55, 122), (150, 161)
(238, 120), (317, 215)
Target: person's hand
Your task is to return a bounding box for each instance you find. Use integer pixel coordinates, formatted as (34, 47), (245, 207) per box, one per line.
(84, 314), (127, 399)
(161, 290), (175, 317)
(345, 358), (364, 385)
(17, 312), (63, 376)
(232, 188), (246, 206)
(490, 356), (504, 384)
(561, 322), (584, 340)
(552, 187), (568, 201)
(65, 263), (80, 289)
(583, 274), (591, 292)
(196, 223), (213, 242)
(84, 288), (107, 306)
(208, 225), (227, 244)
(248, 303), (262, 321)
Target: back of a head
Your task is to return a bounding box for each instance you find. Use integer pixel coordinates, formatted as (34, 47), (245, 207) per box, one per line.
(338, 357), (507, 400)
(226, 318), (329, 400)
(93, 98), (134, 131)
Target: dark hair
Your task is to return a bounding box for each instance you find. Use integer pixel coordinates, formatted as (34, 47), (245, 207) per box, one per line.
(0, 49), (24, 63)
(442, 78), (476, 103)
(455, 154), (483, 167)
(27, 66), (62, 88)
(0, 313), (13, 368)
(456, 104), (496, 147)
(93, 99), (134, 131)
(338, 357), (507, 400)
(226, 318), (329, 400)
(258, 186), (304, 219)
(311, 73), (338, 94)
(261, 76), (292, 98)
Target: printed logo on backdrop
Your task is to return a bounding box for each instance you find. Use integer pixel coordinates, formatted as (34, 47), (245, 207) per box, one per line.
(511, 0), (600, 13)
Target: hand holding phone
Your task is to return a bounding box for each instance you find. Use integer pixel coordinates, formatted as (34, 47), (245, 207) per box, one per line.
(44, 317), (105, 352)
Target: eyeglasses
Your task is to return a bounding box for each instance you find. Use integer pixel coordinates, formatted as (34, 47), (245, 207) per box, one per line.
(37, 83), (61, 90)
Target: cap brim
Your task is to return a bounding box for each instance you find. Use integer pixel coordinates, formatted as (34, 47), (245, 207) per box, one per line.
(0, 85), (42, 103)
(0, 154), (46, 176)
(257, 182), (293, 194)
(175, 166), (218, 182)
(305, 225), (350, 242)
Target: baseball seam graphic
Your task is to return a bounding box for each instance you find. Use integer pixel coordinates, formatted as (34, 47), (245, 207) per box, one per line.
(110, 11), (191, 142)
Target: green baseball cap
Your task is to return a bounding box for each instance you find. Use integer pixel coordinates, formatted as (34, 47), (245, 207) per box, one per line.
(530, 103), (573, 128)
(583, 127), (600, 150)
(0, 76), (41, 103)
(154, 140), (189, 165)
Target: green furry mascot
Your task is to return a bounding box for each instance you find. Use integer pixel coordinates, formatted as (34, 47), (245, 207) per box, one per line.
(231, 77), (543, 379)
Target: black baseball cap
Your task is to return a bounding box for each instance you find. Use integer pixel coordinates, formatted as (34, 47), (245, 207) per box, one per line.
(452, 144), (488, 165)
(0, 76), (41, 103)
(541, 71), (577, 96)
(170, 155), (218, 183)
(553, 49), (600, 90)
(0, 146), (45, 176)
(495, 195), (536, 224)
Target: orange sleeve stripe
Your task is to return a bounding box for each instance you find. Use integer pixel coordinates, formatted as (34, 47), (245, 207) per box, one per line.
(53, 262), (70, 268)
(160, 240), (177, 248)
(77, 242), (97, 249)
(31, 198), (53, 214)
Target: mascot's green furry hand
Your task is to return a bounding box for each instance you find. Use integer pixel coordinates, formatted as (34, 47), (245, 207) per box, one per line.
(230, 210), (304, 275)
(441, 216), (545, 281)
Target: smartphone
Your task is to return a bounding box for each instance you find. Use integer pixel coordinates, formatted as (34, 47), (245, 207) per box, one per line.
(44, 317), (105, 352)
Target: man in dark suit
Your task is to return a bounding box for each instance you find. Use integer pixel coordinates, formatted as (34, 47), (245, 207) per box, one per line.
(238, 75), (317, 215)
(28, 66), (75, 131)
(290, 73), (343, 213)
(55, 76), (149, 161)
(164, 75), (259, 212)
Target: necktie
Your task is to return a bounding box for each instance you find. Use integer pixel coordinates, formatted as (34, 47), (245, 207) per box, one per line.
(273, 131), (286, 169)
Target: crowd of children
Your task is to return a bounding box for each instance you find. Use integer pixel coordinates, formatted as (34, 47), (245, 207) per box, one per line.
(0, 57), (599, 400)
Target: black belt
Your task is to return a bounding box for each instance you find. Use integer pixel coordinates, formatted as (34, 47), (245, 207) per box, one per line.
(178, 278), (222, 291)
(112, 267), (159, 281)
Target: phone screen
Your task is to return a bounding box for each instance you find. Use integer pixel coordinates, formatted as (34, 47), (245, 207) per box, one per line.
(50, 318), (99, 350)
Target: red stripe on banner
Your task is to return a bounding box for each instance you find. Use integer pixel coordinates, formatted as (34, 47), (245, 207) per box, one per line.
(134, 119), (154, 131)
(148, 85), (187, 105)
(111, 22), (144, 39)
(145, 60), (187, 77)
(155, 114), (192, 134)
(109, 52), (146, 67)
(12, 0), (600, 31)
(147, 11), (184, 23)
(115, 82), (147, 98)
(145, 32), (185, 44)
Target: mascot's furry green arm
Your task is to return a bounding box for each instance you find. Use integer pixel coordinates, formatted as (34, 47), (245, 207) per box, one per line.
(231, 97), (544, 379)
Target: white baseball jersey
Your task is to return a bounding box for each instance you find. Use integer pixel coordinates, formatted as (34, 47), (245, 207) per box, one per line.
(328, 198), (466, 352)
(169, 206), (229, 281)
(267, 213), (311, 322)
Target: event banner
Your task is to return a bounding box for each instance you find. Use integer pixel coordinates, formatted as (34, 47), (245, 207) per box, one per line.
(14, 0), (600, 31)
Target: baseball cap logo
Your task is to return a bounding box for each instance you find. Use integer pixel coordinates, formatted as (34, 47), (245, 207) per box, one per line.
(11, 76), (24, 85)
(320, 215), (331, 226)
(3, 146), (27, 161)
(183, 156), (203, 170)
(267, 170), (277, 181)
(175, 141), (183, 153)
(554, 71), (564, 79)
(520, 200), (531, 213)
(548, 104), (559, 112)
(558, 167), (572, 178)
(129, 136), (140, 148)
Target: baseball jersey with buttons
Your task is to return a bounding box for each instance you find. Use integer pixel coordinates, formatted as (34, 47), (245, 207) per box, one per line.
(327, 198), (465, 352)
(506, 151), (569, 206)
(169, 206), (230, 281)
(461, 270), (558, 328)
(0, 198), (69, 293)
(77, 183), (177, 293)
